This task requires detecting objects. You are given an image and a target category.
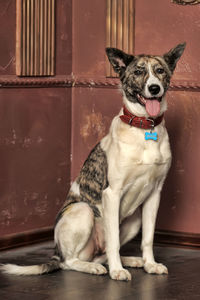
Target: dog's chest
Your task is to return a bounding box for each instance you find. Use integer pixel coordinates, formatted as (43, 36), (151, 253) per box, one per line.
(101, 120), (172, 220)
(119, 162), (169, 220)
(119, 138), (171, 219)
(121, 139), (168, 165)
(102, 124), (171, 176)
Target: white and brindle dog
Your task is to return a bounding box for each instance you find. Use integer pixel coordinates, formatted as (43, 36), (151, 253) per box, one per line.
(1, 43), (186, 281)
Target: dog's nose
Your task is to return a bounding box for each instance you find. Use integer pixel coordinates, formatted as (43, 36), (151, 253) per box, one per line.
(148, 84), (160, 95)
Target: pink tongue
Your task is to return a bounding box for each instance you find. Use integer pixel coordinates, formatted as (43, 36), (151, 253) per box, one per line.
(145, 100), (161, 117)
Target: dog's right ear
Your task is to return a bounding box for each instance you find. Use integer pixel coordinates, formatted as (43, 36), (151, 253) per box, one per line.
(106, 48), (134, 75)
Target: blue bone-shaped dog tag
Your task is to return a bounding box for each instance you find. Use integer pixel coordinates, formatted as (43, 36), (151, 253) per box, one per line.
(145, 132), (158, 141)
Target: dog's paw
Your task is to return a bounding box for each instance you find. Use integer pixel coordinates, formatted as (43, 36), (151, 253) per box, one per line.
(110, 268), (131, 281)
(89, 263), (108, 275)
(121, 256), (144, 268)
(144, 262), (168, 275)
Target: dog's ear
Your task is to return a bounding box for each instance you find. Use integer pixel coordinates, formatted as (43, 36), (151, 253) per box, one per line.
(106, 48), (134, 75)
(163, 42), (186, 73)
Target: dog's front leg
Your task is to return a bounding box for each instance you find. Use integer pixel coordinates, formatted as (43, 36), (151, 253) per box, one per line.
(103, 187), (131, 281)
(141, 189), (168, 275)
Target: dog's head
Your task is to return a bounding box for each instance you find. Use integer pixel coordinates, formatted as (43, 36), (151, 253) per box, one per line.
(106, 43), (186, 117)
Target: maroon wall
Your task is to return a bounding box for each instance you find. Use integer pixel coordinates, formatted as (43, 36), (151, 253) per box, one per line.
(0, 88), (71, 235)
(0, 0), (72, 238)
(0, 0), (199, 243)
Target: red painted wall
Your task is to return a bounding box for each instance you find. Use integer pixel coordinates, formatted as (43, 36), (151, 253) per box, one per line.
(0, 0), (199, 240)
(0, 0), (72, 237)
(0, 88), (71, 235)
(72, 0), (107, 76)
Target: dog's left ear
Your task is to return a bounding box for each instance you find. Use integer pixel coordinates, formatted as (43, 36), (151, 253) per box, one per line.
(163, 42), (186, 73)
(106, 48), (134, 75)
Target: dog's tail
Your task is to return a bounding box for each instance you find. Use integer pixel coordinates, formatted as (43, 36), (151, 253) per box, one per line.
(0, 257), (60, 276)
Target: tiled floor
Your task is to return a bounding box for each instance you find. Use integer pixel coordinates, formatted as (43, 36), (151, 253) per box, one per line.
(0, 241), (200, 300)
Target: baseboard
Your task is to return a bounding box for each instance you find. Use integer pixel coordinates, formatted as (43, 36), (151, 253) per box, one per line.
(0, 227), (54, 251)
(0, 227), (199, 251)
(154, 230), (200, 248)
(135, 230), (200, 249)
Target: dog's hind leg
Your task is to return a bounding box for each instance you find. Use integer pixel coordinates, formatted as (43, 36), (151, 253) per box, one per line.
(55, 202), (107, 275)
(120, 207), (142, 246)
(120, 208), (144, 268)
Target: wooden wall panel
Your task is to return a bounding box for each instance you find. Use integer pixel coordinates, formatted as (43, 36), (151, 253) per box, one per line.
(16, 0), (55, 76)
(0, 0), (72, 248)
(106, 0), (135, 76)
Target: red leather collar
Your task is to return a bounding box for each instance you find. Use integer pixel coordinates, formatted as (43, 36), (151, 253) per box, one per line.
(120, 106), (164, 130)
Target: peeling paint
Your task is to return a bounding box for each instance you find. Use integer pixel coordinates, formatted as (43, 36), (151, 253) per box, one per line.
(171, 205), (176, 211)
(1, 209), (12, 226)
(80, 112), (106, 143)
(31, 192), (39, 201)
(10, 129), (17, 145)
(35, 195), (48, 216)
(1, 134), (45, 147)
(23, 192), (28, 206)
(55, 198), (61, 206)
(37, 136), (43, 144)
(22, 137), (31, 148)
(0, 198), (17, 227)
(0, 0), (12, 17)
(176, 160), (185, 174)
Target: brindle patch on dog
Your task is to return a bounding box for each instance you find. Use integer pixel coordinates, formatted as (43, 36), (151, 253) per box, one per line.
(77, 143), (109, 206)
(55, 143), (108, 225)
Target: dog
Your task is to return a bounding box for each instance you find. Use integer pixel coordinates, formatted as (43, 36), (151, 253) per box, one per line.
(1, 43), (186, 281)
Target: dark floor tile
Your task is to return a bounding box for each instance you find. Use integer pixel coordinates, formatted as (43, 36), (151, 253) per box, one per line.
(0, 241), (200, 300)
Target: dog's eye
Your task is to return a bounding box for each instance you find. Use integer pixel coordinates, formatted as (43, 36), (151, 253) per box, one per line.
(134, 70), (143, 76)
(156, 68), (164, 74)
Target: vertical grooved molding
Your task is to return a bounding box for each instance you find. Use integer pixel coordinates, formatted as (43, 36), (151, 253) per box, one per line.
(106, 0), (135, 77)
(16, 0), (55, 76)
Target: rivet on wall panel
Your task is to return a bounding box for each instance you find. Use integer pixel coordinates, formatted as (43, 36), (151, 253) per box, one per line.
(16, 0), (55, 76)
(106, 0), (135, 77)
